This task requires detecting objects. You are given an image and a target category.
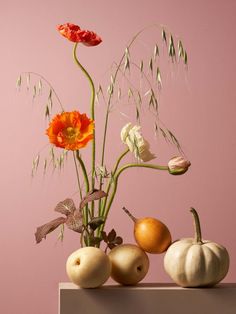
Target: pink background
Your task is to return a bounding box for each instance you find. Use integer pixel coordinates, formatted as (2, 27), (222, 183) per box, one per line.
(1, 0), (236, 313)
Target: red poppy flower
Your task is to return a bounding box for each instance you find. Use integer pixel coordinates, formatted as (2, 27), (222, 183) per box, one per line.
(46, 111), (94, 151)
(57, 23), (102, 46)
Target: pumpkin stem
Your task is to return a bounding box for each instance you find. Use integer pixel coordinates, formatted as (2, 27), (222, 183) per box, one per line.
(122, 207), (137, 222)
(190, 207), (202, 244)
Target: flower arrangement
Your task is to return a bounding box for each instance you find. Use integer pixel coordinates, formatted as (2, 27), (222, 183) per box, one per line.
(18, 22), (190, 249)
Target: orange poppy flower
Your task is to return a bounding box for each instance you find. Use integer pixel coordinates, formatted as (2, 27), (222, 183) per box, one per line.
(46, 111), (94, 151)
(57, 23), (102, 46)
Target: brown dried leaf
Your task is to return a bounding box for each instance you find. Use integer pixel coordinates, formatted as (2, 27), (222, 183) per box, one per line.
(35, 217), (66, 244)
(65, 210), (83, 233)
(79, 190), (107, 210)
(55, 198), (76, 215)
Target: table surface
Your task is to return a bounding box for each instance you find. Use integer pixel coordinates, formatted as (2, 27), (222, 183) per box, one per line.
(59, 282), (236, 314)
(60, 282), (236, 290)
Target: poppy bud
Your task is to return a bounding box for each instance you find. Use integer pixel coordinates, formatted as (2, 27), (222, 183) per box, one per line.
(168, 156), (191, 175)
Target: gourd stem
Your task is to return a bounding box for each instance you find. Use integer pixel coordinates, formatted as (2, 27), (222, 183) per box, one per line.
(122, 207), (137, 222)
(190, 207), (202, 244)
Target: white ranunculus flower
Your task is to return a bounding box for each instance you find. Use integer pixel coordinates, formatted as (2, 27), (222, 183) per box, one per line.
(121, 123), (156, 162)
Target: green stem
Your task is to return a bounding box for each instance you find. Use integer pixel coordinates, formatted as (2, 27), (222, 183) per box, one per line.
(99, 163), (169, 234)
(73, 43), (96, 217)
(97, 149), (129, 239)
(72, 151), (82, 200)
(99, 149), (129, 218)
(76, 151), (90, 226)
(190, 207), (203, 244)
(76, 151), (90, 193)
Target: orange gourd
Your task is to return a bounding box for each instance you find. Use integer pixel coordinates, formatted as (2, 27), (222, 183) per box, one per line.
(122, 207), (172, 254)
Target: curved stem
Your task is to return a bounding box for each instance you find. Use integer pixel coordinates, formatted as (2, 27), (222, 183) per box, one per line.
(190, 207), (203, 244)
(76, 151), (90, 193)
(73, 43), (96, 217)
(76, 151), (90, 226)
(100, 163), (168, 233)
(99, 149), (129, 217)
(72, 151), (82, 200)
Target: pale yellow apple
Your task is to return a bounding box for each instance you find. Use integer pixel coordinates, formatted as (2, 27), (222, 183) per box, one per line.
(108, 244), (149, 285)
(66, 247), (111, 288)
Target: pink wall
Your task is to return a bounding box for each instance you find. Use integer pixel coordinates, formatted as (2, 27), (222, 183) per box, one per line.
(1, 0), (236, 313)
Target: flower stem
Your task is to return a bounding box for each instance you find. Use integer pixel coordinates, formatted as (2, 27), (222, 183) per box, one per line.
(73, 43), (96, 217)
(76, 151), (90, 226)
(99, 163), (169, 234)
(190, 207), (203, 244)
(72, 151), (82, 200)
(99, 149), (129, 218)
(76, 151), (90, 193)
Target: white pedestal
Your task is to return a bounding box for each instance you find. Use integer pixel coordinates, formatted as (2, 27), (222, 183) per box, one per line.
(59, 282), (236, 314)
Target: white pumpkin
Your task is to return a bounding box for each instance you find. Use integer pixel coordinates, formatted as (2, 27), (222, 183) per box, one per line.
(164, 208), (230, 287)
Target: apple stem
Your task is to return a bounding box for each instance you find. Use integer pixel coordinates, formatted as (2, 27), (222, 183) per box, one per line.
(122, 207), (137, 222)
